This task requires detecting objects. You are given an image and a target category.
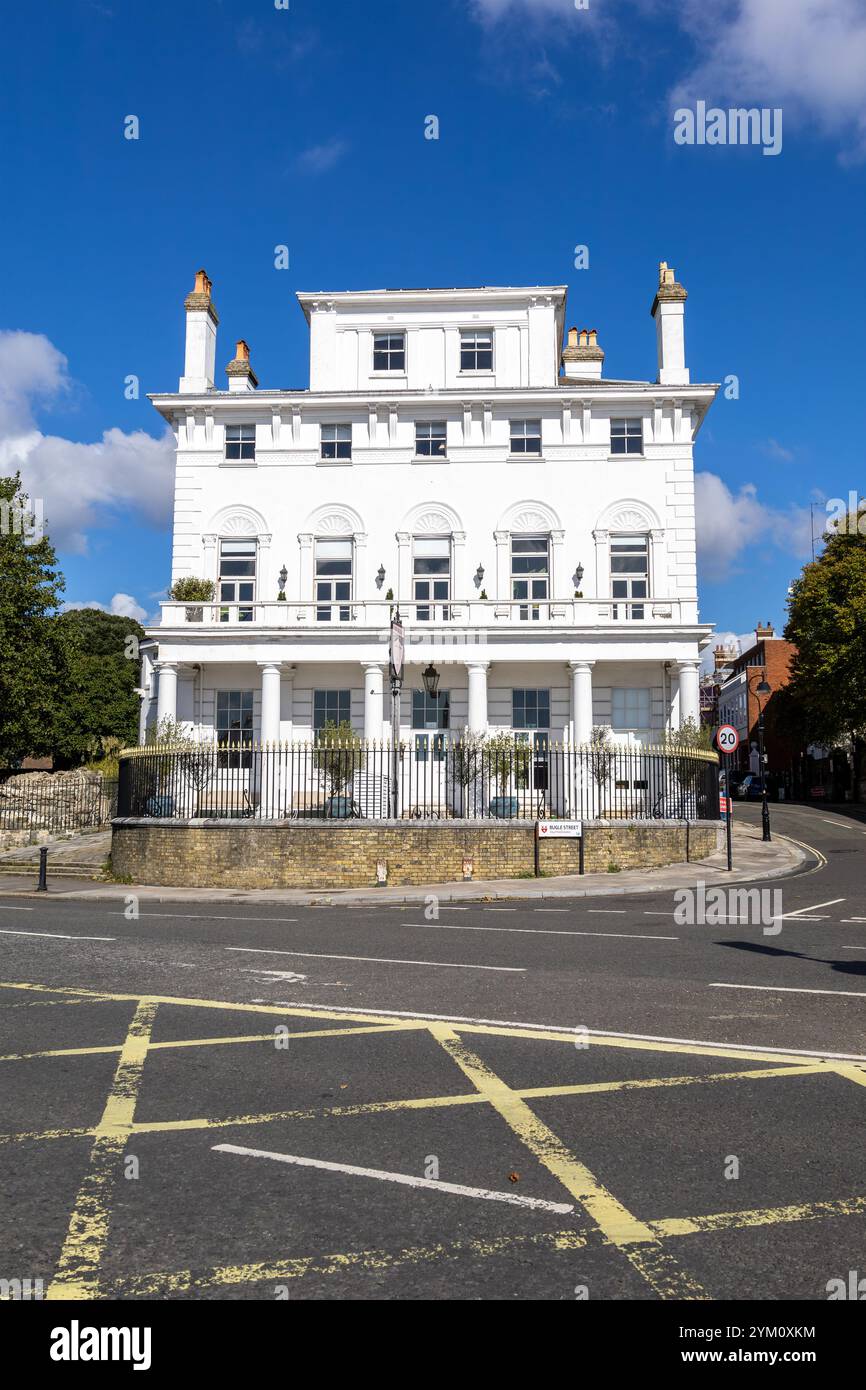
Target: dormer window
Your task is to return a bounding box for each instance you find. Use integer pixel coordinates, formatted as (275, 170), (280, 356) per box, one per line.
(373, 332), (405, 372)
(225, 424), (256, 462)
(460, 330), (493, 372)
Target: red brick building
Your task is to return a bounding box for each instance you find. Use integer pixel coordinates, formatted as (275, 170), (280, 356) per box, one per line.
(717, 624), (797, 774)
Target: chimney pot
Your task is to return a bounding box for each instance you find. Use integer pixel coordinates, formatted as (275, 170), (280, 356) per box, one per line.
(567, 326), (578, 347)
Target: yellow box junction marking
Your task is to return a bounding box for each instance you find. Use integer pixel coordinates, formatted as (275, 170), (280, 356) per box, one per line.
(0, 978), (862, 1301)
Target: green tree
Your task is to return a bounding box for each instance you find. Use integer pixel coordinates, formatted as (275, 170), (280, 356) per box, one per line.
(0, 474), (66, 765)
(52, 608), (145, 766)
(784, 517), (866, 794)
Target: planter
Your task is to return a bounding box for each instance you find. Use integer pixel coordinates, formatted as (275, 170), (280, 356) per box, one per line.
(489, 795), (519, 819)
(326, 795), (354, 819)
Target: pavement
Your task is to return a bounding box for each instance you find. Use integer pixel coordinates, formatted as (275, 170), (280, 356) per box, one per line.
(0, 820), (805, 904)
(1, 800), (864, 1303)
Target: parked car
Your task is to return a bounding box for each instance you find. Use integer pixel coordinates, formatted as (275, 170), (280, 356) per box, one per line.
(736, 774), (768, 800)
(718, 769), (746, 796)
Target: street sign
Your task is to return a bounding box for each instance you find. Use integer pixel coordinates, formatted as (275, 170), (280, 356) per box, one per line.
(719, 796), (730, 815)
(537, 820), (582, 838)
(716, 724), (740, 754)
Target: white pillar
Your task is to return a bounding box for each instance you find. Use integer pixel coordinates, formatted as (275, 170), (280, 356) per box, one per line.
(259, 661), (282, 743)
(550, 528), (565, 603)
(156, 662), (178, 727)
(494, 530), (509, 603)
(297, 533), (313, 611)
(569, 661), (594, 745)
(396, 531), (411, 604)
(363, 663), (385, 741)
(677, 660), (701, 728)
(466, 662), (489, 733)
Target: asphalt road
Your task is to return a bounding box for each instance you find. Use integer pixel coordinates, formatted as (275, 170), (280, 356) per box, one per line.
(2, 800), (865, 1301)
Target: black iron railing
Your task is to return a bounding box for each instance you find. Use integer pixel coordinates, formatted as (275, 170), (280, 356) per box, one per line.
(117, 741), (720, 822)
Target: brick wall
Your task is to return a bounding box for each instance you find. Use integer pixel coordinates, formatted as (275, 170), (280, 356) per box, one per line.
(111, 819), (722, 889)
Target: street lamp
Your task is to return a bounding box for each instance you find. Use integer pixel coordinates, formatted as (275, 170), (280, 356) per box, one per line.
(388, 608), (405, 818)
(421, 662), (440, 699)
(755, 677), (772, 842)
(277, 564), (288, 597)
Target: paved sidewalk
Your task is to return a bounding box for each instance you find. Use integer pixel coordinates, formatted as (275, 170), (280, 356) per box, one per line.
(0, 823), (809, 905)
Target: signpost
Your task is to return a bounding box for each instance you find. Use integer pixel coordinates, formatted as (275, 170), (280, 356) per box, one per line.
(715, 724), (739, 871)
(535, 820), (582, 877)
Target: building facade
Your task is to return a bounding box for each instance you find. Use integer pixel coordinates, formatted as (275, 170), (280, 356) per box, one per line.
(141, 263), (717, 777)
(717, 624), (797, 774)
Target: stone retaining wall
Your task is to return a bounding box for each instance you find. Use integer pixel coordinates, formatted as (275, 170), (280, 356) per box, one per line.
(111, 818), (723, 888)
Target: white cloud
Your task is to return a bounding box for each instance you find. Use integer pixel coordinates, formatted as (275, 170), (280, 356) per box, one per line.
(672, 0), (866, 160)
(695, 472), (812, 582)
(65, 593), (148, 623)
(469, 0), (866, 157)
(297, 137), (349, 174)
(0, 330), (174, 554)
(699, 629), (754, 677)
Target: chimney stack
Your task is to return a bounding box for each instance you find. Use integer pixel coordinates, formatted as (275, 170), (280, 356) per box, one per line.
(180, 269), (218, 393)
(755, 621), (775, 640)
(225, 339), (258, 392)
(561, 325), (604, 381)
(650, 260), (689, 386)
(713, 642), (738, 672)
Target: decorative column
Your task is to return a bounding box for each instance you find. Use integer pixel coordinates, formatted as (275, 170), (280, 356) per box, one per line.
(494, 530), (510, 606)
(396, 531), (411, 603)
(156, 662), (178, 726)
(257, 533), (272, 613)
(569, 661), (594, 745)
(363, 663), (385, 741)
(677, 660), (701, 728)
(258, 660), (283, 817)
(297, 532), (313, 617)
(451, 530), (466, 611)
(202, 533), (217, 584)
(593, 529), (610, 600)
(466, 662), (489, 733)
(353, 531), (367, 615)
(550, 528), (565, 605)
(649, 527), (665, 601)
(258, 662), (282, 743)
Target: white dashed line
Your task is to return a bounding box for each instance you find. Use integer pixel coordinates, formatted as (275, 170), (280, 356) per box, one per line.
(225, 946), (525, 972)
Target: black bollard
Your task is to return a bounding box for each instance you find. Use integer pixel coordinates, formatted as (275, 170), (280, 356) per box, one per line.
(36, 846), (48, 892)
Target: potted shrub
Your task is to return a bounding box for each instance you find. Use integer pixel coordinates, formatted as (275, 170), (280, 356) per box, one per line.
(448, 730), (488, 817)
(313, 719), (364, 818)
(485, 731), (520, 818)
(168, 577), (215, 622)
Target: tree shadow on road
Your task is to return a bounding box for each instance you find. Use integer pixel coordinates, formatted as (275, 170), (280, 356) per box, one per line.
(716, 939), (866, 981)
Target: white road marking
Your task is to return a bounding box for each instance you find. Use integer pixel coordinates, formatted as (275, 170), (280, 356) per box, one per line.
(213, 1144), (574, 1213)
(822, 818), (858, 829)
(401, 922), (677, 942)
(710, 982), (866, 1000)
(778, 898), (845, 919)
(841, 918), (866, 923)
(258, 1001), (866, 1063)
(0, 928), (115, 941)
(0, 906), (34, 912)
(840, 947), (866, 951)
(535, 908), (569, 914)
(225, 946), (524, 973)
(109, 911), (298, 924)
(483, 907), (515, 912)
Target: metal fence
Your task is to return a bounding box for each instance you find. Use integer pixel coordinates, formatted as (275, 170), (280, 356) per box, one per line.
(117, 742), (720, 823)
(0, 776), (119, 832)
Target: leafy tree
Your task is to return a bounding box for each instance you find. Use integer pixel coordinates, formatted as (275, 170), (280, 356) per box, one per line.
(52, 607), (144, 767)
(783, 518), (866, 793)
(0, 474), (66, 765)
(313, 719), (365, 799)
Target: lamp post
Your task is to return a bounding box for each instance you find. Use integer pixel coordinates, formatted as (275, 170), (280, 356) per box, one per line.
(388, 609), (405, 818)
(755, 676), (772, 842)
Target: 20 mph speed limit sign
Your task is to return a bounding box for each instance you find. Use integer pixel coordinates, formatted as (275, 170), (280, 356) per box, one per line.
(716, 724), (740, 753)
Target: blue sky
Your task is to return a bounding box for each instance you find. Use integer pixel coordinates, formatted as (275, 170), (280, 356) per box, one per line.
(1, 0), (864, 656)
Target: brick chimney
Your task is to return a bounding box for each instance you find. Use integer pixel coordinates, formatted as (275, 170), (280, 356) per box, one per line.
(713, 642), (738, 672)
(225, 339), (258, 393)
(650, 260), (689, 386)
(756, 621), (775, 640)
(561, 326), (604, 381)
(179, 269), (218, 393)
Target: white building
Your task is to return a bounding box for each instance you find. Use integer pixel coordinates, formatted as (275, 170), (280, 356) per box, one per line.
(141, 263), (716, 775)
